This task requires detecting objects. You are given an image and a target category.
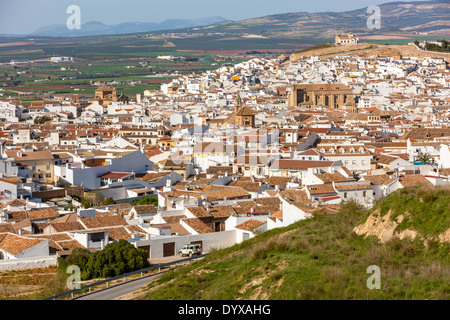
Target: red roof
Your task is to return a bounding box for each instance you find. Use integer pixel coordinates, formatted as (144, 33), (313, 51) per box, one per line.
(99, 172), (132, 179)
(321, 195), (341, 201)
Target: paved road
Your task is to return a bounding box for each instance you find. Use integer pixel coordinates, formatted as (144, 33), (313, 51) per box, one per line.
(73, 270), (167, 300)
(72, 255), (206, 300)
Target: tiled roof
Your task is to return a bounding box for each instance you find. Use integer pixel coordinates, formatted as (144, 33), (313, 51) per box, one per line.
(398, 175), (433, 187)
(133, 205), (157, 215)
(162, 215), (186, 224)
(50, 221), (86, 232)
(235, 219), (266, 231)
(334, 181), (372, 191)
(307, 184), (336, 195)
(80, 215), (128, 229)
(280, 189), (315, 207)
(0, 177), (23, 184)
(0, 233), (46, 256)
(186, 206), (211, 218)
(362, 174), (392, 185)
(227, 180), (262, 192)
(99, 172), (132, 179)
(208, 205), (236, 219)
(4, 149), (54, 161)
(7, 211), (27, 222)
(270, 159), (335, 170)
(0, 223), (17, 234)
(316, 173), (355, 182)
(182, 218), (215, 234)
(27, 208), (59, 221)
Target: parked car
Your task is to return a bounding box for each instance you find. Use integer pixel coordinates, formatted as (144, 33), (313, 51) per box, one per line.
(178, 244), (202, 257)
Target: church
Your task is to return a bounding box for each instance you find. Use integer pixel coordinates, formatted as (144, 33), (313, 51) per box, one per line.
(288, 83), (355, 110)
(225, 94), (256, 127)
(335, 32), (359, 45)
(92, 84), (129, 107)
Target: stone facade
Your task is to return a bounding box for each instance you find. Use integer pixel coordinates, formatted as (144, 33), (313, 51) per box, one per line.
(288, 83), (354, 109)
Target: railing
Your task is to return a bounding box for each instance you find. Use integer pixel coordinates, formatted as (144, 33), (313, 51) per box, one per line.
(43, 253), (207, 300)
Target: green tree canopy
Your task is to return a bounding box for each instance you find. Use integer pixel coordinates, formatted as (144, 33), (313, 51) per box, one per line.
(84, 240), (150, 279)
(102, 197), (116, 205)
(131, 196), (158, 206)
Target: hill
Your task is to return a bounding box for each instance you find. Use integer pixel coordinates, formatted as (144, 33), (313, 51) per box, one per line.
(195, 0), (450, 40)
(354, 186), (450, 244)
(128, 187), (449, 300)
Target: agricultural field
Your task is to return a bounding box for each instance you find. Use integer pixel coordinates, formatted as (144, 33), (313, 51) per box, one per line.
(0, 48), (247, 102)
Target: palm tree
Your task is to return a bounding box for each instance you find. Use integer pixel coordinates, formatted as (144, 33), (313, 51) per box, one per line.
(416, 151), (432, 165)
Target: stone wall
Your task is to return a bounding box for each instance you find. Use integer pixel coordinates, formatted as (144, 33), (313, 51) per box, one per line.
(0, 256), (57, 271)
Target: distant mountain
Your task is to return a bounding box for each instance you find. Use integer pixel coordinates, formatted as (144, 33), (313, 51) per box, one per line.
(29, 16), (227, 37)
(191, 0), (449, 39)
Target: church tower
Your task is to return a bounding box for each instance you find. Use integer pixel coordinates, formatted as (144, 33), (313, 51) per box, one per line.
(234, 93), (242, 113)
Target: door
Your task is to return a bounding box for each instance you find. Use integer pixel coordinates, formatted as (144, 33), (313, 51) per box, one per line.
(163, 242), (175, 257)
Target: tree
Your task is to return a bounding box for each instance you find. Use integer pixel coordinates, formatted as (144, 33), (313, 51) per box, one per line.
(84, 240), (150, 280)
(131, 196), (158, 206)
(102, 197), (116, 205)
(34, 116), (52, 124)
(83, 191), (105, 207)
(416, 151), (432, 165)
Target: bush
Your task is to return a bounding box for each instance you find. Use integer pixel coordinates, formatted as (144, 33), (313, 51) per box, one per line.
(84, 240), (150, 279)
(131, 196), (158, 206)
(102, 197), (116, 205)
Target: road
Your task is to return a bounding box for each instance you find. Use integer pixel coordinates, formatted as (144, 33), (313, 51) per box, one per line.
(72, 255), (205, 300)
(73, 270), (167, 300)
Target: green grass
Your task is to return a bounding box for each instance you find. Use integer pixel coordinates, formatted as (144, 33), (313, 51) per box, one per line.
(139, 195), (450, 300)
(375, 186), (450, 237)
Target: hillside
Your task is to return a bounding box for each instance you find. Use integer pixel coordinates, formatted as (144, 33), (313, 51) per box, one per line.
(128, 187), (449, 300)
(197, 0), (450, 39)
(289, 43), (450, 61)
(354, 186), (450, 244)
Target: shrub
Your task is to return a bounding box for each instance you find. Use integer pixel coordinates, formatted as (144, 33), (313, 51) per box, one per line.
(84, 240), (150, 279)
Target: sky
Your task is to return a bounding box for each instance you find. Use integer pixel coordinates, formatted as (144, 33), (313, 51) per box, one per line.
(0, 0), (430, 35)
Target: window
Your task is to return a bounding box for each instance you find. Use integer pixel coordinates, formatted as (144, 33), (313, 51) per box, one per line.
(363, 191), (367, 197)
(352, 160), (357, 165)
(344, 193), (347, 199)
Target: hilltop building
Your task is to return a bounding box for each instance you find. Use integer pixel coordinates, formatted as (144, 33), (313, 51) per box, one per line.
(335, 32), (359, 45)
